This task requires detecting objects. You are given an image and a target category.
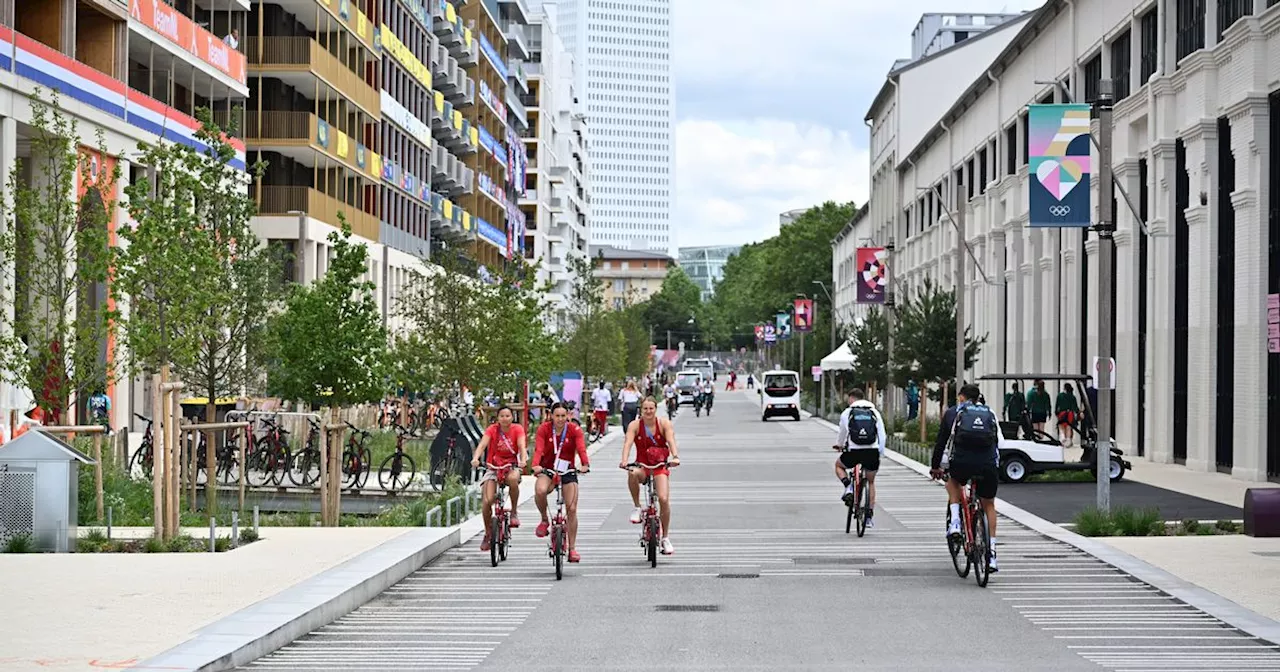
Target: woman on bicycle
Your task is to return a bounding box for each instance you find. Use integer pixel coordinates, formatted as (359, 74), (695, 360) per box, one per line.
(532, 403), (591, 562)
(620, 396), (681, 555)
(471, 406), (528, 552)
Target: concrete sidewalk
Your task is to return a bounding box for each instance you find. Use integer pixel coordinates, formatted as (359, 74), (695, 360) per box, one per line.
(1125, 455), (1278, 508)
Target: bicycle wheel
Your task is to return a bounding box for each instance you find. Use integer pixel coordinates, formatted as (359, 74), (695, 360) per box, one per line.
(217, 448), (239, 485)
(357, 447), (372, 490)
(490, 515), (501, 567)
(341, 449), (359, 489)
(379, 453), (417, 493)
(269, 445), (292, 486)
(289, 449), (320, 487)
(844, 497), (855, 534)
(498, 516), (509, 562)
(972, 509), (991, 588)
(646, 518), (659, 568)
(430, 452), (456, 491)
(948, 511), (971, 578)
(246, 446), (274, 487)
(130, 444), (153, 479)
(855, 476), (871, 538)
(553, 527), (564, 581)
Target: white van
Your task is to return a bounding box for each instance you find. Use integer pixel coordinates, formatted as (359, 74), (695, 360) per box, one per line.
(674, 370), (703, 406)
(759, 369), (801, 421)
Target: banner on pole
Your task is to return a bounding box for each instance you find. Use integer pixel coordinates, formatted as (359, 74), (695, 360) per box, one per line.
(776, 312), (792, 340)
(754, 325), (765, 343)
(763, 324), (777, 343)
(856, 247), (887, 304)
(1029, 103), (1092, 227)
(794, 298), (814, 332)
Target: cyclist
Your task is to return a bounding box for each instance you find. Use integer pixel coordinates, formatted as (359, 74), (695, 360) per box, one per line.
(699, 378), (714, 414)
(590, 381), (612, 436)
(532, 402), (591, 562)
(662, 379), (678, 418)
(471, 406), (528, 553)
(832, 388), (886, 528)
(930, 384), (1002, 572)
(620, 396), (681, 555)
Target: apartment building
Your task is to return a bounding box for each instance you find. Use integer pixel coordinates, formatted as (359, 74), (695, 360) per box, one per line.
(0, 0), (248, 429)
(864, 0), (1280, 483)
(592, 244), (671, 309)
(519, 2), (590, 316)
(540, 0), (673, 254)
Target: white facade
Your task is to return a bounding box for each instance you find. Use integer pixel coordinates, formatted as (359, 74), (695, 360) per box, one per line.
(867, 0), (1280, 483)
(831, 207), (873, 330)
(539, 0), (674, 254)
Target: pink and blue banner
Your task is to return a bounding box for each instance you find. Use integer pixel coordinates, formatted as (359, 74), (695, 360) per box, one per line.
(1029, 104), (1092, 227)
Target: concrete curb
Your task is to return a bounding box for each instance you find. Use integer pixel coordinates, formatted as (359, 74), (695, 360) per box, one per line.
(809, 415), (1280, 645)
(135, 426), (625, 671)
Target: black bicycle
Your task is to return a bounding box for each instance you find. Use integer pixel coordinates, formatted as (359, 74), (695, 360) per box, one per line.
(127, 413), (155, 478)
(378, 423), (418, 493)
(288, 418), (323, 487)
(342, 421), (373, 491)
(247, 416), (290, 487)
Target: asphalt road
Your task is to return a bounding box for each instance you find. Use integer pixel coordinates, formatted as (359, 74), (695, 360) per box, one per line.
(1000, 480), (1244, 524)
(243, 391), (1280, 671)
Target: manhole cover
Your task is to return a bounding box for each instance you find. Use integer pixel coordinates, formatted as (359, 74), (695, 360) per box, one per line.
(717, 573), (760, 579)
(792, 557), (876, 565)
(655, 605), (720, 612)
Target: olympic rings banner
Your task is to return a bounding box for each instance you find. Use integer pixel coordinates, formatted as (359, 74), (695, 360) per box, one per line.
(856, 247), (887, 304)
(1029, 104), (1092, 227)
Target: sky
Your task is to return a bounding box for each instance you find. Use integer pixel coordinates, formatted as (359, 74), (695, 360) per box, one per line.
(671, 0), (1046, 249)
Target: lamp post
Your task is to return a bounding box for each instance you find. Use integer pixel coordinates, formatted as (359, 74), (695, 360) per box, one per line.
(796, 294), (809, 403)
(813, 281), (836, 419)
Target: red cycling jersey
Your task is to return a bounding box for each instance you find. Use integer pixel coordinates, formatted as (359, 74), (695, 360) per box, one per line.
(483, 423), (524, 469)
(633, 419), (671, 469)
(533, 421), (589, 471)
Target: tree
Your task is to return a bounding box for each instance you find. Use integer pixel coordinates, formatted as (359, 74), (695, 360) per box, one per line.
(847, 308), (891, 391)
(894, 277), (986, 399)
(562, 254), (623, 385)
(483, 258), (561, 395)
(266, 222), (388, 410)
(0, 91), (119, 423)
(645, 266), (703, 347)
(397, 249), (486, 399)
(616, 305), (653, 379)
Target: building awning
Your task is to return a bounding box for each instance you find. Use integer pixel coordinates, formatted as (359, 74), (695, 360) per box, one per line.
(821, 342), (856, 372)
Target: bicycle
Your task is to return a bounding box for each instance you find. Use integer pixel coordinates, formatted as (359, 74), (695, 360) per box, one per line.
(843, 461), (871, 537)
(945, 472), (993, 588)
(288, 418), (323, 487)
(127, 413), (155, 479)
(378, 423), (418, 493)
(625, 461), (669, 568)
(429, 423), (468, 492)
(545, 468), (578, 580)
(485, 463), (515, 567)
(247, 416), (291, 487)
(342, 421), (373, 490)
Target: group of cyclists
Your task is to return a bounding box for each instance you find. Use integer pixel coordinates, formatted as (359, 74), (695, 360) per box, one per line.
(470, 388), (681, 563)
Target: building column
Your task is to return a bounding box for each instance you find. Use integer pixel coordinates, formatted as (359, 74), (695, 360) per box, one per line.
(1182, 120), (1218, 473)
(1229, 95), (1271, 482)
(1005, 232), (1022, 374)
(1147, 139), (1179, 463)
(985, 230), (1006, 403)
(1114, 159), (1143, 457)
(1040, 232), (1059, 372)
(1023, 230), (1040, 371)
(1083, 237), (1099, 372)
(1061, 234), (1081, 376)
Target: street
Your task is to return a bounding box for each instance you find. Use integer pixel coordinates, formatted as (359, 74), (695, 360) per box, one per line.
(242, 392), (1280, 671)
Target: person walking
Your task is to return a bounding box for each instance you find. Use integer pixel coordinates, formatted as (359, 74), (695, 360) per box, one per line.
(1026, 379), (1052, 435)
(1003, 382), (1025, 424)
(619, 380), (642, 430)
(905, 380), (920, 421)
(1055, 383), (1080, 447)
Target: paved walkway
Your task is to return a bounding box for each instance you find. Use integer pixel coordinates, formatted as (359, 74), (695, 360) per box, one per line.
(0, 527), (414, 671)
(1125, 457), (1278, 508)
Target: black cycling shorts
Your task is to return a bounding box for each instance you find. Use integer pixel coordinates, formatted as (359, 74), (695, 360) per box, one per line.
(538, 471), (578, 485)
(839, 448), (881, 473)
(948, 459), (998, 499)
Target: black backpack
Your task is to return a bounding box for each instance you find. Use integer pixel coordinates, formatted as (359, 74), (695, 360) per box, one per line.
(952, 403), (999, 452)
(847, 406), (879, 447)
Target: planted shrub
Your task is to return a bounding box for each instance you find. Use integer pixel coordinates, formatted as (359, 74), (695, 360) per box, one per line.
(1073, 507), (1114, 537)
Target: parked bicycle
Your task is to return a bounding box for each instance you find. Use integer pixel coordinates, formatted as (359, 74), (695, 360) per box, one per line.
(945, 471), (994, 588)
(342, 421), (373, 490)
(127, 414), (155, 479)
(626, 461), (669, 568)
(247, 416), (291, 487)
(429, 424), (468, 492)
(378, 423), (418, 493)
(287, 418), (323, 487)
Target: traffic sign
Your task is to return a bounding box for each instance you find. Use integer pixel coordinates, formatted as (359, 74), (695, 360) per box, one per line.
(1091, 356), (1116, 390)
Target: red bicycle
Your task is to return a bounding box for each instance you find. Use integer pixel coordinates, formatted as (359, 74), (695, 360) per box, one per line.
(626, 462), (669, 567)
(946, 473), (993, 588)
(486, 464), (514, 568)
(546, 468), (577, 580)
(846, 462), (870, 537)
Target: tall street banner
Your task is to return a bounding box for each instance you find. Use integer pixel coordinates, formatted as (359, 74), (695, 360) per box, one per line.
(856, 247), (888, 304)
(754, 325), (765, 343)
(794, 298), (814, 332)
(764, 324), (776, 344)
(776, 313), (792, 340)
(1029, 104), (1092, 227)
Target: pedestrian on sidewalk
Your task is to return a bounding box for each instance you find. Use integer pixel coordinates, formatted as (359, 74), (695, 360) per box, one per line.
(1026, 379), (1051, 434)
(905, 380), (920, 420)
(1003, 382), (1025, 424)
(1055, 383), (1080, 447)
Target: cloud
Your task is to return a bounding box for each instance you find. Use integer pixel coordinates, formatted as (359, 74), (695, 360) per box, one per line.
(675, 119), (868, 248)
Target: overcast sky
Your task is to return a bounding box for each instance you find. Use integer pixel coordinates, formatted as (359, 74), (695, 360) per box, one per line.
(671, 0), (1046, 249)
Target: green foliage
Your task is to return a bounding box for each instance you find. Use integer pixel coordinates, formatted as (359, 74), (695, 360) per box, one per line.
(847, 308), (891, 390)
(3, 534), (35, 553)
(79, 447), (154, 527)
(214, 536), (232, 552)
(616, 306), (653, 378)
(563, 254), (623, 384)
(1215, 519), (1240, 533)
(267, 222), (388, 409)
(1180, 518), (1201, 534)
(142, 536), (165, 553)
(239, 527), (260, 543)
(645, 266), (704, 346)
(1073, 506), (1163, 537)
(894, 277), (987, 393)
(1073, 507), (1114, 536)
(0, 90), (119, 419)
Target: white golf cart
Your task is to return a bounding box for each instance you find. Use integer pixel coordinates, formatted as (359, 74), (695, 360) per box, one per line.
(978, 373), (1132, 484)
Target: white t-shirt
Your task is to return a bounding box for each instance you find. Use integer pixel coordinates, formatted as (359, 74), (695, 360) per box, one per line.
(619, 389), (642, 404)
(591, 388), (612, 411)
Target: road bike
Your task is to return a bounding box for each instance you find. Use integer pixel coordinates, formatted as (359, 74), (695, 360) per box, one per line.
(378, 423), (418, 493)
(288, 418), (323, 487)
(626, 462), (669, 567)
(945, 472), (993, 588)
(546, 468), (577, 580)
(127, 413), (155, 478)
(841, 458), (871, 537)
(342, 421), (373, 490)
(486, 463), (515, 567)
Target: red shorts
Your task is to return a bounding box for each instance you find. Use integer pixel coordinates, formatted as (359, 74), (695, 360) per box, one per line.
(637, 465), (670, 478)
(1057, 410), (1077, 426)
(593, 410), (608, 427)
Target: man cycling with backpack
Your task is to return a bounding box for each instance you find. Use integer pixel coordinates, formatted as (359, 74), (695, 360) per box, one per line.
(930, 384), (1002, 572)
(833, 388), (887, 529)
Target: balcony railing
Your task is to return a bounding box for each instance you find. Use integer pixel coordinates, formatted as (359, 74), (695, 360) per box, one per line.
(244, 111), (379, 180)
(505, 87), (528, 121)
(247, 37), (380, 116)
(254, 185), (380, 243)
(244, 111), (315, 142)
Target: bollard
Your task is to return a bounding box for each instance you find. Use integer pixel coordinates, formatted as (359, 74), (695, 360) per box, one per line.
(107, 507), (113, 541)
(209, 517), (217, 552)
(425, 506), (441, 527)
(253, 506), (260, 533)
(232, 511), (240, 548)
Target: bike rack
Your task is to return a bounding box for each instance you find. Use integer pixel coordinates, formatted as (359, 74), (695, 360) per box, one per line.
(445, 496), (462, 525)
(425, 506), (442, 527)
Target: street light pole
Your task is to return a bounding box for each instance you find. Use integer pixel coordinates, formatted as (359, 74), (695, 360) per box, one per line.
(812, 281), (836, 419)
(955, 177), (966, 396)
(1096, 79), (1116, 513)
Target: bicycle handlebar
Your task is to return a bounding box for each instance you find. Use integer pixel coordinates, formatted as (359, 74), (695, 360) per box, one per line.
(624, 462), (673, 470)
(134, 413), (152, 423)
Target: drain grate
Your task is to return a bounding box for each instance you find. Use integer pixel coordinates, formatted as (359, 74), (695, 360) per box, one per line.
(792, 557), (876, 565)
(655, 605), (721, 612)
(717, 573), (760, 579)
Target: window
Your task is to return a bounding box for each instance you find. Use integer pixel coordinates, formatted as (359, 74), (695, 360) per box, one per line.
(1020, 112), (1029, 167)
(1006, 124), (1018, 175)
(965, 158), (975, 200)
(978, 146), (988, 193)
(1140, 8), (1159, 82)
(1083, 53), (1102, 103)
(613, 279), (626, 293)
(1111, 29), (1132, 100)
(954, 31), (969, 43)
(1176, 0), (1205, 63)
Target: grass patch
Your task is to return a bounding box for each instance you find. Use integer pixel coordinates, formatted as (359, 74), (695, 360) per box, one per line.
(1110, 506), (1162, 536)
(3, 534), (35, 553)
(1074, 508), (1243, 537)
(1073, 507), (1115, 536)
(1028, 470), (1096, 483)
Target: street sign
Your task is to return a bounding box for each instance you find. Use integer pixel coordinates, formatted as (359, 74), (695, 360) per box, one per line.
(1091, 356), (1116, 390)
(811, 365), (822, 381)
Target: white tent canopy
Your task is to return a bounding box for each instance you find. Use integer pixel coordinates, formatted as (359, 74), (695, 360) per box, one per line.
(820, 342), (855, 372)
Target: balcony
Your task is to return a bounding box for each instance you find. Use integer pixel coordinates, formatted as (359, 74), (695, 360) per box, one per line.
(498, 0), (531, 24)
(244, 111), (380, 180)
(254, 185), (380, 242)
(548, 196), (564, 212)
(127, 0), (248, 89)
(505, 23), (530, 59)
(505, 87), (528, 127)
(432, 1), (464, 48)
(508, 60), (529, 94)
(547, 165), (567, 183)
(433, 45), (461, 93)
(456, 38), (479, 67)
(247, 37), (380, 116)
(519, 92), (538, 110)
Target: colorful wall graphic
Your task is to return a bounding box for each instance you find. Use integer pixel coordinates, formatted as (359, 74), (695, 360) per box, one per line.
(1029, 104), (1092, 227)
(855, 247), (887, 304)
